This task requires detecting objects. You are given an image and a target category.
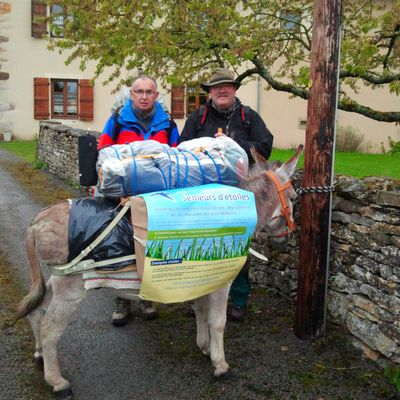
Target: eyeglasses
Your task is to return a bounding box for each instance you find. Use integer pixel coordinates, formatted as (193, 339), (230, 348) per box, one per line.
(132, 89), (156, 97)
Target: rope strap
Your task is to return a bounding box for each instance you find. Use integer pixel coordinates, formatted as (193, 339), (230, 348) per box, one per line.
(296, 185), (334, 195)
(50, 254), (136, 276)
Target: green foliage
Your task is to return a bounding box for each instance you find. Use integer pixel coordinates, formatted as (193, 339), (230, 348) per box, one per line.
(384, 365), (400, 393)
(32, 159), (47, 170)
(43, 0), (400, 122)
(386, 136), (400, 155)
(335, 125), (366, 152)
(65, 179), (82, 190)
(389, 80), (400, 95)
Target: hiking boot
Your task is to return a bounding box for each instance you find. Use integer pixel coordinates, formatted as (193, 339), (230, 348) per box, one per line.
(112, 297), (131, 327)
(140, 300), (159, 320)
(228, 305), (247, 321)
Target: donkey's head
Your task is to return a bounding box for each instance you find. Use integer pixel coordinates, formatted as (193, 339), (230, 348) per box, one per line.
(240, 145), (303, 250)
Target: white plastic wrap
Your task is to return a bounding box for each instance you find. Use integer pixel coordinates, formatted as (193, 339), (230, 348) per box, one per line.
(97, 137), (249, 198)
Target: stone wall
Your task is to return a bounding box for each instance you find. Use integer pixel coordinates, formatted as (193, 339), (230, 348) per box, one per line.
(38, 122), (99, 183)
(38, 122), (400, 365)
(251, 176), (400, 365)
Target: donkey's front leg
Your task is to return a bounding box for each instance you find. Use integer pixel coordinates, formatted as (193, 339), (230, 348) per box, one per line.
(193, 298), (211, 356)
(41, 275), (86, 397)
(207, 285), (230, 377)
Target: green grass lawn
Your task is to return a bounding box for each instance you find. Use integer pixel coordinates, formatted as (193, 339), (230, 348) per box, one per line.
(271, 148), (400, 179)
(0, 140), (399, 179)
(0, 140), (37, 164)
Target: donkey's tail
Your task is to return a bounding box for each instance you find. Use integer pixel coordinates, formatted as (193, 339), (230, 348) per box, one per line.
(14, 226), (46, 321)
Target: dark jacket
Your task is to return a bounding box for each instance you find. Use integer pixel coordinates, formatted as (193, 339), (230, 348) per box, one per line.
(179, 99), (273, 163)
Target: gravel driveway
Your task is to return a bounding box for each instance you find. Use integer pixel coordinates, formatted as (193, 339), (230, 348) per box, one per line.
(0, 148), (397, 400)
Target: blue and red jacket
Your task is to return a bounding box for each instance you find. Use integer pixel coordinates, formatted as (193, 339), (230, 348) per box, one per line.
(98, 100), (179, 149)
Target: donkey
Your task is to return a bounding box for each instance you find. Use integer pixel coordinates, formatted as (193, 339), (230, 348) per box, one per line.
(15, 145), (302, 399)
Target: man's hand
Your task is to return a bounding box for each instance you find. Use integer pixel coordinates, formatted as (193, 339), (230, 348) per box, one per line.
(214, 128), (226, 138)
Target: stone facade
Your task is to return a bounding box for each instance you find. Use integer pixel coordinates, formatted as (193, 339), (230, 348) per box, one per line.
(38, 122), (400, 365)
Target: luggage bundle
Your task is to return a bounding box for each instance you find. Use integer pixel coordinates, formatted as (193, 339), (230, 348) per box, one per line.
(96, 136), (249, 199)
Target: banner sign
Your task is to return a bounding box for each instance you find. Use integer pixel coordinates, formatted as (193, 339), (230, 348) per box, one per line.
(136, 184), (257, 303)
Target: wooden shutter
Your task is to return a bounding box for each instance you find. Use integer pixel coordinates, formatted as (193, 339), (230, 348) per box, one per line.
(171, 85), (185, 119)
(79, 79), (94, 121)
(31, 0), (47, 37)
(34, 77), (49, 120)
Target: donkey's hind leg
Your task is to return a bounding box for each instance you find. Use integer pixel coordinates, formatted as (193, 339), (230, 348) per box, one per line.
(28, 278), (53, 368)
(207, 285), (230, 377)
(40, 275), (86, 395)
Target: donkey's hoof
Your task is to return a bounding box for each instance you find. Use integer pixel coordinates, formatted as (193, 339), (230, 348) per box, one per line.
(54, 387), (74, 400)
(200, 347), (210, 356)
(213, 361), (229, 378)
(32, 355), (44, 371)
(214, 368), (231, 381)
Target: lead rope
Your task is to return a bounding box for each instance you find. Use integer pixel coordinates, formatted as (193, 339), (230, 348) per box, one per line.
(296, 185), (334, 195)
(249, 173), (336, 262)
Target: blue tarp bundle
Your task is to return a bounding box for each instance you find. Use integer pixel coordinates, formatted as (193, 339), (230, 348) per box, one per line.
(97, 137), (248, 199)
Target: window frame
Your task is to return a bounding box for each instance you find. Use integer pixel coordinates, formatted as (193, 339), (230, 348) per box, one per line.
(280, 9), (302, 31)
(185, 83), (208, 117)
(49, 3), (66, 38)
(50, 78), (79, 119)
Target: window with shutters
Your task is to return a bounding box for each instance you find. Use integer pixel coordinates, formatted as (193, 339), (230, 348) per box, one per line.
(51, 79), (78, 118)
(31, 0), (47, 37)
(34, 78), (93, 121)
(171, 84), (208, 119)
(31, 2), (73, 38)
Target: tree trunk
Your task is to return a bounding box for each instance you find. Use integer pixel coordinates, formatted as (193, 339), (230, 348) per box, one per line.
(294, 0), (342, 339)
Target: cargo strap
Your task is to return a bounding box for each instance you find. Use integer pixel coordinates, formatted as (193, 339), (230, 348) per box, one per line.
(50, 203), (131, 275)
(248, 247), (268, 262)
(50, 254), (136, 276)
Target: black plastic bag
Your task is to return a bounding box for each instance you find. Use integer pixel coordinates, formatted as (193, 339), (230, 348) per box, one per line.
(68, 198), (134, 270)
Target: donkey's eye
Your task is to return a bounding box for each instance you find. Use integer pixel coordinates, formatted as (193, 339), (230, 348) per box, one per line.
(271, 208), (281, 220)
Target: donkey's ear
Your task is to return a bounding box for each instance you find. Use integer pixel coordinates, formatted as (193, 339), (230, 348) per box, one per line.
(277, 145), (303, 178)
(250, 146), (268, 166)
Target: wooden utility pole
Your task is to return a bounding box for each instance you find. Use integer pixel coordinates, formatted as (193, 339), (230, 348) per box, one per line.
(294, 0), (342, 339)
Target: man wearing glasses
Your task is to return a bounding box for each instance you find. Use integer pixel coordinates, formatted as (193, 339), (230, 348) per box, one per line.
(98, 76), (179, 326)
(98, 76), (179, 149)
